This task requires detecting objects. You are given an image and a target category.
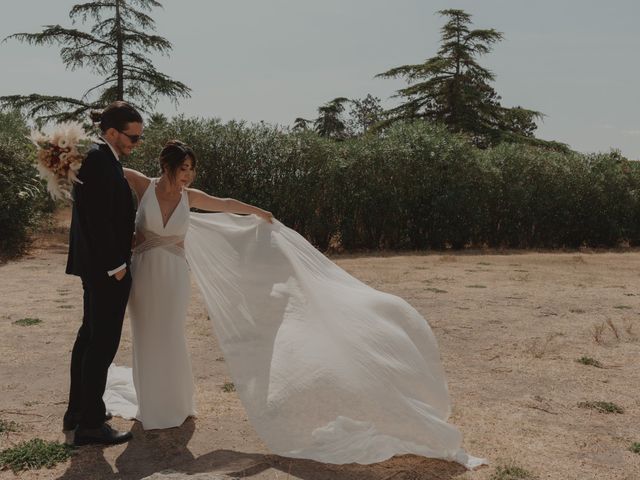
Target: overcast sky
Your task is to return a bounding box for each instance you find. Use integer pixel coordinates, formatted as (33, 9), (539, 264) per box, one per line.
(2, 1), (639, 158)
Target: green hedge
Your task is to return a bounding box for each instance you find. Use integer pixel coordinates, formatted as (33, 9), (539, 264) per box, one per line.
(0, 112), (52, 258)
(128, 117), (639, 250)
(4, 112), (637, 256)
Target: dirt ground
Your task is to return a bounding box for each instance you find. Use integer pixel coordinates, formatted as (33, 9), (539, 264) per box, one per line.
(1, 209), (639, 480)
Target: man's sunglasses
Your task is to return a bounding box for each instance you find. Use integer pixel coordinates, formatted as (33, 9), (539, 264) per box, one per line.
(118, 131), (145, 143)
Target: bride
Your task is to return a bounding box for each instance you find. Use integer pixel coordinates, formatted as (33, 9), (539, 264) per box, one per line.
(106, 140), (485, 469)
(106, 140), (272, 430)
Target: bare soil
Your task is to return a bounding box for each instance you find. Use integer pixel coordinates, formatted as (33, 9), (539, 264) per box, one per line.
(1, 209), (639, 479)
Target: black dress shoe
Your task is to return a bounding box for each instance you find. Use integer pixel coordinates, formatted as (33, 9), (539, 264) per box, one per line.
(63, 412), (113, 431)
(74, 423), (132, 446)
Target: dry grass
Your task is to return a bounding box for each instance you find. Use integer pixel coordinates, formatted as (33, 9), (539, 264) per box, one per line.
(527, 332), (563, 359)
(12, 318), (42, 326)
(0, 420), (19, 434)
(606, 319), (620, 340)
(490, 463), (538, 480)
(624, 318), (636, 338)
(1, 210), (640, 479)
(576, 356), (603, 368)
(577, 401), (624, 414)
(592, 322), (607, 344)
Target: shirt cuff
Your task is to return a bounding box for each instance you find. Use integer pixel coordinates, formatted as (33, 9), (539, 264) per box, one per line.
(107, 263), (127, 277)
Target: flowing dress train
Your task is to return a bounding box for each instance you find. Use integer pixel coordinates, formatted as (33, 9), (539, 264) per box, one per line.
(106, 202), (485, 467)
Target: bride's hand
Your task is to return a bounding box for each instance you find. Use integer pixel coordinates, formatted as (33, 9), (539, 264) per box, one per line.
(257, 210), (274, 223)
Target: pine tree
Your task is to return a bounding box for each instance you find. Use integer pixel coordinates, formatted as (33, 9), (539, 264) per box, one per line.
(294, 96), (383, 139)
(292, 117), (313, 132)
(313, 97), (350, 140)
(376, 9), (544, 147)
(1, 0), (190, 125)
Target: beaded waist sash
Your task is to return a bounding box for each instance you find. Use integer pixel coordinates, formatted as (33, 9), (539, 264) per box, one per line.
(133, 228), (185, 258)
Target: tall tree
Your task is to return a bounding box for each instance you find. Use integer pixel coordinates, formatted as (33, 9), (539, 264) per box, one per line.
(292, 117), (313, 132)
(313, 97), (350, 140)
(376, 9), (542, 147)
(1, 0), (190, 125)
(346, 94), (383, 136)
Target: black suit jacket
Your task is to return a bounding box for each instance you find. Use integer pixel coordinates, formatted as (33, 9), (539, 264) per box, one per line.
(66, 143), (135, 278)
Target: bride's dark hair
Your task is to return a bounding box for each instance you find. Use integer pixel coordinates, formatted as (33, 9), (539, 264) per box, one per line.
(89, 101), (143, 133)
(159, 140), (196, 182)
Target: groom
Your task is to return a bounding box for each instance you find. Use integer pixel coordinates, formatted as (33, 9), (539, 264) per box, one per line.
(63, 101), (143, 445)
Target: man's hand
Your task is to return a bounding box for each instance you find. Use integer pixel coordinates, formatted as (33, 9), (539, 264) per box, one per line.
(114, 268), (127, 281)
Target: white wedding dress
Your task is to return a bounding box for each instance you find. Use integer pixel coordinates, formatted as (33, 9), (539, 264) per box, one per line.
(105, 182), (485, 468)
(104, 178), (196, 429)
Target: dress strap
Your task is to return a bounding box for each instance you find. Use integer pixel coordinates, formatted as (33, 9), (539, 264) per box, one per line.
(181, 185), (190, 209)
(136, 177), (155, 207)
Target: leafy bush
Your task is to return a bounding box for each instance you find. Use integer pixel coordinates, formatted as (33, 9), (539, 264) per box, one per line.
(331, 122), (486, 249)
(124, 115), (640, 251)
(130, 116), (340, 248)
(483, 146), (640, 248)
(481, 143), (588, 247)
(0, 111), (53, 259)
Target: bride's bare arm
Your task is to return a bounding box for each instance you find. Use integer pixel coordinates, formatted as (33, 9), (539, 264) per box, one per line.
(187, 189), (273, 223)
(123, 168), (151, 200)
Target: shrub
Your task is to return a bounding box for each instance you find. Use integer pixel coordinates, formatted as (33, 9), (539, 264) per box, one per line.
(123, 115), (640, 251)
(0, 111), (53, 259)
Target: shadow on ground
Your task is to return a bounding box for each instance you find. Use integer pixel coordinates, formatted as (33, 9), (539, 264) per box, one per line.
(55, 418), (468, 480)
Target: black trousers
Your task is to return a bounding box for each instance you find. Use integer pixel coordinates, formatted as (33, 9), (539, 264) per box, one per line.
(66, 270), (131, 428)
